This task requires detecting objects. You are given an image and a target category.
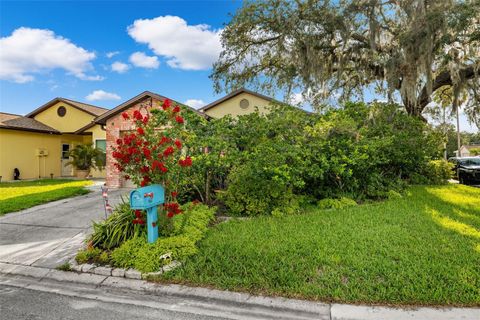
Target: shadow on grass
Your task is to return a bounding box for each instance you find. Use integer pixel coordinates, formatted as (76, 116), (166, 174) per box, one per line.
(0, 187), (90, 215)
(423, 185), (480, 254)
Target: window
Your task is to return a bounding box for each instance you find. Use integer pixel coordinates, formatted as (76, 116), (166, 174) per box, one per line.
(95, 139), (106, 152)
(96, 140), (107, 165)
(62, 144), (70, 159)
(57, 106), (66, 117)
(239, 98), (250, 109)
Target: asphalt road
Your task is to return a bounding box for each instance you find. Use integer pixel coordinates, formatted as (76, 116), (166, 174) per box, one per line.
(0, 284), (223, 320)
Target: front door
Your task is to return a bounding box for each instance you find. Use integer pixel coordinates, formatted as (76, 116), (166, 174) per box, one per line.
(61, 143), (73, 176)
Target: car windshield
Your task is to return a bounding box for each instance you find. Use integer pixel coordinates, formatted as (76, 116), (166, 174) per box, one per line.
(459, 158), (480, 166)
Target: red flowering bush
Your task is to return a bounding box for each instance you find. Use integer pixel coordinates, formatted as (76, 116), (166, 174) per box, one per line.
(112, 99), (192, 235)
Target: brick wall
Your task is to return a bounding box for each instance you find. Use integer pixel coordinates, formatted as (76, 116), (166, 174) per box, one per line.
(105, 97), (162, 187)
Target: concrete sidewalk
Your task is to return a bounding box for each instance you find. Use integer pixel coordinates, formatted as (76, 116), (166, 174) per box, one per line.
(0, 262), (478, 320)
(0, 185), (131, 269)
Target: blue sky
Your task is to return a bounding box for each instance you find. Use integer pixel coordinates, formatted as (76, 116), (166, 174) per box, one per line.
(0, 0), (477, 132)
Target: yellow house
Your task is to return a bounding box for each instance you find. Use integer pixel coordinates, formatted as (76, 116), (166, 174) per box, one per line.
(199, 88), (280, 118)
(0, 98), (108, 181)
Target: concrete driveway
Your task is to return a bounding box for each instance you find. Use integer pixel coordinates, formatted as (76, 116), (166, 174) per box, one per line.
(0, 184), (131, 269)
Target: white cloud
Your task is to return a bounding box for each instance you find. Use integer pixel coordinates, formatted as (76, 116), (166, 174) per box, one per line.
(85, 90), (121, 101)
(127, 16), (222, 70)
(184, 99), (206, 109)
(0, 27), (100, 83)
(111, 61), (130, 73)
(106, 51), (119, 58)
(288, 92), (304, 105)
(129, 52), (159, 69)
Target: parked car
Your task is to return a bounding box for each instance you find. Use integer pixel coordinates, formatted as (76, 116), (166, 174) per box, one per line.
(448, 157), (480, 185)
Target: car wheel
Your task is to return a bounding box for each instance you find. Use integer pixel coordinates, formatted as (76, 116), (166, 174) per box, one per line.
(459, 175), (469, 185)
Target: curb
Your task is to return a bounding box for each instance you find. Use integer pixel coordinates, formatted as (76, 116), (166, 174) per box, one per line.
(0, 262), (479, 320)
(0, 261), (329, 318)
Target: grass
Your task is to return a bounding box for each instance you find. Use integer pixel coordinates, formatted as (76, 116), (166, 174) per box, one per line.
(0, 179), (92, 215)
(165, 184), (480, 306)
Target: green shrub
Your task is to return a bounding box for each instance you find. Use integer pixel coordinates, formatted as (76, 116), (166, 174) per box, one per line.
(89, 198), (146, 250)
(387, 190), (403, 199)
(411, 160), (454, 185)
(317, 197), (357, 210)
(56, 262), (71, 271)
(186, 102), (442, 216)
(110, 203), (215, 273)
(76, 247), (102, 264)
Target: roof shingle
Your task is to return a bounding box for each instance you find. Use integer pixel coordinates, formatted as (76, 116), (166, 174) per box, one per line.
(0, 112), (60, 134)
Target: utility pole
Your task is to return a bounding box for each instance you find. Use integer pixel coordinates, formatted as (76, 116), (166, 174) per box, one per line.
(454, 97), (461, 158)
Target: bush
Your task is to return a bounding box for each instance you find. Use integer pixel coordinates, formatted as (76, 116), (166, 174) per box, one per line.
(88, 198), (146, 250)
(411, 160), (454, 185)
(184, 102), (443, 216)
(317, 197), (357, 210)
(110, 203), (215, 273)
(76, 247), (102, 264)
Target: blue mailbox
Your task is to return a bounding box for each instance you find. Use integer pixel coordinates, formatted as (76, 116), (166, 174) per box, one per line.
(129, 184), (165, 243)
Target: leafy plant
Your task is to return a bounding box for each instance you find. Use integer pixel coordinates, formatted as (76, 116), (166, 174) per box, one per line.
(89, 197), (146, 250)
(110, 203), (215, 273)
(56, 262), (71, 271)
(66, 144), (105, 171)
(75, 247), (102, 264)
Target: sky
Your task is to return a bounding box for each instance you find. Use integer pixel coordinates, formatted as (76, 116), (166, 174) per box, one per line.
(0, 0), (477, 132)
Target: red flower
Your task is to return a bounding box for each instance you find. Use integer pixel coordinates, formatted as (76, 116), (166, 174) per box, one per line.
(175, 115), (184, 124)
(152, 160), (167, 172)
(140, 166), (150, 173)
(172, 105), (180, 113)
(171, 191), (178, 198)
(167, 212), (174, 218)
(159, 136), (170, 145)
(143, 147), (151, 159)
(163, 146), (175, 157)
(133, 110), (143, 121)
(135, 210), (142, 218)
(179, 156), (192, 167)
(137, 127), (145, 135)
(162, 99), (171, 110)
(116, 138), (123, 145)
(124, 175), (130, 180)
(174, 139), (182, 149)
(142, 116), (149, 124)
(140, 175), (151, 187)
(122, 112), (129, 120)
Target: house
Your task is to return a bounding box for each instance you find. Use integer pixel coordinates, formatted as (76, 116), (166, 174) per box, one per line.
(95, 89), (280, 187)
(0, 98), (108, 181)
(458, 145), (480, 157)
(199, 87), (279, 118)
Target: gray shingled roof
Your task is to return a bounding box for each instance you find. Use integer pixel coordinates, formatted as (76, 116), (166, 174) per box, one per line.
(26, 97), (108, 118)
(0, 112), (60, 134)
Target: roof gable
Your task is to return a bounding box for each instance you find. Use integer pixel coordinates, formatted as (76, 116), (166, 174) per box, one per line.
(94, 91), (206, 125)
(26, 97), (108, 118)
(199, 88), (278, 113)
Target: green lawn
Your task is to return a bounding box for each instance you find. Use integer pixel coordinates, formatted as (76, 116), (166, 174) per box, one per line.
(0, 179), (92, 215)
(165, 184), (480, 306)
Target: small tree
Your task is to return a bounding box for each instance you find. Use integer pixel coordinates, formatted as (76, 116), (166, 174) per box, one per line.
(66, 144), (105, 172)
(111, 99), (192, 235)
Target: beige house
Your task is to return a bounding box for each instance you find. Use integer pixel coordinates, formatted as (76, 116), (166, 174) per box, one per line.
(0, 98), (108, 181)
(458, 145), (480, 157)
(199, 88), (280, 118)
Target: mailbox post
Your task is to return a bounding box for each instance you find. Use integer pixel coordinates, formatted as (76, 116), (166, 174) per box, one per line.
(129, 184), (165, 243)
